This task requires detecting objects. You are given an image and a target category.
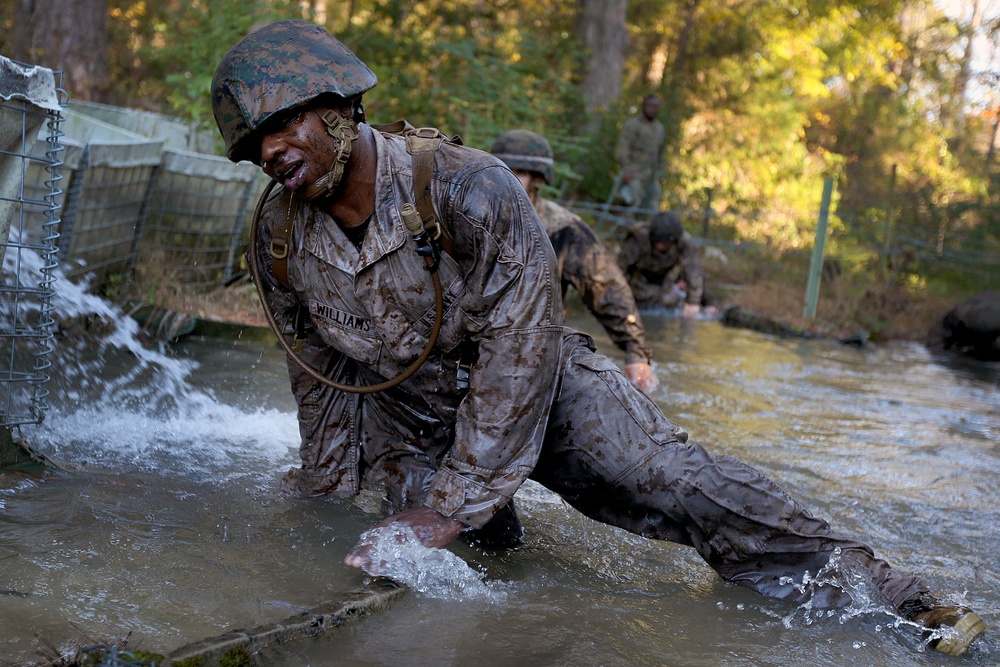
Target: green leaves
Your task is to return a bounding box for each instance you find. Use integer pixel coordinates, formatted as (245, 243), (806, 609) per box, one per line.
(94, 0), (996, 265)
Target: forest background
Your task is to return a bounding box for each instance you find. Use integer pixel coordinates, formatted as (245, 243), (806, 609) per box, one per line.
(2, 0), (999, 342)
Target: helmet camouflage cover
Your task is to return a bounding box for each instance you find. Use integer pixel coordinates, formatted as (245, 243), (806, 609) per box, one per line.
(211, 20), (378, 163)
(650, 211), (684, 244)
(490, 129), (555, 185)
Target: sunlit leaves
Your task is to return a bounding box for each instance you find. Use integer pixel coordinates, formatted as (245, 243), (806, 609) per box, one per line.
(79, 0), (996, 254)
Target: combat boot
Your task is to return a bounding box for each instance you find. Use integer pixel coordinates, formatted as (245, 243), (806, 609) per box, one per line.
(898, 593), (987, 656)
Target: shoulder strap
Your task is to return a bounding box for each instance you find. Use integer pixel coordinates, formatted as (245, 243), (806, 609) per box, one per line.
(371, 119), (416, 135)
(375, 121), (461, 256)
(403, 127), (460, 256)
(406, 129), (447, 251)
(270, 186), (297, 290)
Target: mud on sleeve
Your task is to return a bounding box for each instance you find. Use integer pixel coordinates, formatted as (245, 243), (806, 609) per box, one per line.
(563, 224), (651, 365)
(422, 166), (564, 528)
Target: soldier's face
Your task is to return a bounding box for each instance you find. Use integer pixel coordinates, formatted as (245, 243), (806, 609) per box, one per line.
(643, 97), (660, 119)
(513, 169), (544, 198)
(259, 109), (339, 192)
(653, 240), (673, 254)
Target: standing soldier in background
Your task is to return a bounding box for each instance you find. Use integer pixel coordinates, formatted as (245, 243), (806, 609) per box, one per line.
(614, 94), (666, 211)
(619, 211), (719, 318)
(491, 129), (656, 393)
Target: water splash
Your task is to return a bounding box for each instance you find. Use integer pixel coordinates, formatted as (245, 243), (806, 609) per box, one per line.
(359, 523), (508, 602)
(774, 548), (885, 629)
(8, 243), (298, 479)
(4, 239), (195, 409)
(639, 303), (721, 320)
(767, 548), (985, 653)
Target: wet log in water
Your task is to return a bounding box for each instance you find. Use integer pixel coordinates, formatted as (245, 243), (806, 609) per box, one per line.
(721, 306), (868, 346)
(926, 291), (1000, 361)
(163, 581), (407, 667)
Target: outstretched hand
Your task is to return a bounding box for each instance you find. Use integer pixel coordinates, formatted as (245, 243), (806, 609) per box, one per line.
(624, 361), (658, 393)
(681, 303), (701, 319)
(345, 506), (464, 573)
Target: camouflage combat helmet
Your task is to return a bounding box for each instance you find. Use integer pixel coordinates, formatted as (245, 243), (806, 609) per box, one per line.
(650, 211), (684, 244)
(490, 129), (555, 185)
(212, 20), (378, 163)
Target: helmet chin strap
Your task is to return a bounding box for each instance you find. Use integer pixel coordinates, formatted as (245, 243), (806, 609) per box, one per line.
(299, 108), (360, 201)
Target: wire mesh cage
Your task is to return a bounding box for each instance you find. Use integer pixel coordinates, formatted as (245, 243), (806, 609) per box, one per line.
(53, 112), (162, 287)
(134, 149), (259, 291)
(60, 100), (260, 293)
(0, 57), (64, 429)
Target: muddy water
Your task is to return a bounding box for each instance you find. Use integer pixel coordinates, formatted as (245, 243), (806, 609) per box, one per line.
(3, 308), (998, 666)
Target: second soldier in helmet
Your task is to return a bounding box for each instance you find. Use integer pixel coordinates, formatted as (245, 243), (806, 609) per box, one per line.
(491, 129), (657, 393)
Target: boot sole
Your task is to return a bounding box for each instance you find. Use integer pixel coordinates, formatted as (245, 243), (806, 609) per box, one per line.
(933, 611), (987, 656)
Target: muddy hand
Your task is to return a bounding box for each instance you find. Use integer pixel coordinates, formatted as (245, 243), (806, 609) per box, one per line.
(345, 506), (464, 573)
(624, 361), (657, 393)
(681, 303), (701, 319)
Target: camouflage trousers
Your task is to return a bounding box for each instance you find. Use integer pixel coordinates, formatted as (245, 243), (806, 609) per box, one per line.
(625, 169), (662, 211)
(525, 332), (926, 609)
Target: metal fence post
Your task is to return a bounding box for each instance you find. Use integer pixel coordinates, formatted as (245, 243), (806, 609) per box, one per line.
(878, 164), (897, 281)
(701, 186), (714, 238)
(56, 145), (87, 262)
(127, 163), (160, 280)
(803, 177), (834, 321)
(225, 178), (258, 285)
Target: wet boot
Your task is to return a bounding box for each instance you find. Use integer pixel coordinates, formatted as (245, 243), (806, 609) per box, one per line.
(898, 593), (987, 656)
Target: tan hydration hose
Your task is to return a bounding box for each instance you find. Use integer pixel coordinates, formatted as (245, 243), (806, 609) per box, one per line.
(249, 180), (444, 394)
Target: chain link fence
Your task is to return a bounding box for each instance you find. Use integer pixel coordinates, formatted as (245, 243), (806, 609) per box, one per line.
(560, 193), (1000, 291)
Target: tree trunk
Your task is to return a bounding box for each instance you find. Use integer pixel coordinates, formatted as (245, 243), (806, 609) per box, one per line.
(669, 0), (699, 84)
(944, 0), (983, 141)
(11, 0), (109, 102)
(956, 0), (983, 108)
(575, 0), (629, 114)
(986, 113), (999, 170)
(302, 0), (328, 26)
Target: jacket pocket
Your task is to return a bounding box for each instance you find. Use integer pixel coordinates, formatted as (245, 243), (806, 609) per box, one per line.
(569, 348), (688, 445)
(308, 299), (384, 366)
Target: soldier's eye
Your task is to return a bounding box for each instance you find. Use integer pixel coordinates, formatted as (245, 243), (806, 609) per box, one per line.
(270, 111), (306, 133)
(285, 112), (307, 129)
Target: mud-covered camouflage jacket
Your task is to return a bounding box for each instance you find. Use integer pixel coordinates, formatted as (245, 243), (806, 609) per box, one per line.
(614, 114), (665, 183)
(618, 222), (704, 306)
(534, 198), (651, 365)
(252, 128), (564, 529)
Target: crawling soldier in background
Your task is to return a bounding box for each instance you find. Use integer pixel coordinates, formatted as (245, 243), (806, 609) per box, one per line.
(491, 129), (656, 393)
(619, 211), (720, 318)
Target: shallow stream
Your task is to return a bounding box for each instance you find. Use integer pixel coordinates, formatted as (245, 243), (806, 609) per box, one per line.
(2, 300), (998, 666)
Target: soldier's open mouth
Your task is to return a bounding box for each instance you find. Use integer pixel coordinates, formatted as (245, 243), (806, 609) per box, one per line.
(279, 162), (307, 190)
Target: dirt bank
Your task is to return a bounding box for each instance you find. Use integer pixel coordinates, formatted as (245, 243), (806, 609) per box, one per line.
(135, 244), (961, 348)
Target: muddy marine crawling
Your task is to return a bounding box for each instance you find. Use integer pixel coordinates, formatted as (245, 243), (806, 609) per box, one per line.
(211, 20), (987, 656)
